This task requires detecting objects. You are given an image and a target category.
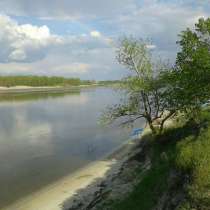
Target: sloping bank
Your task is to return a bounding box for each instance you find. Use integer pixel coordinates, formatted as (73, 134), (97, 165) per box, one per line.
(65, 110), (210, 210)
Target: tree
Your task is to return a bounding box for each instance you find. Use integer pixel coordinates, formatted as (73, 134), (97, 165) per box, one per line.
(164, 18), (210, 120)
(102, 37), (176, 135)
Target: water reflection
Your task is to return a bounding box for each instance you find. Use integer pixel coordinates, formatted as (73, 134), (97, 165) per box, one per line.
(0, 90), (80, 103)
(0, 87), (135, 208)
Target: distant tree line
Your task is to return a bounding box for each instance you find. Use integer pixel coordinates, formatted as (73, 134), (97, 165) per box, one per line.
(0, 76), (96, 87)
(98, 80), (121, 85)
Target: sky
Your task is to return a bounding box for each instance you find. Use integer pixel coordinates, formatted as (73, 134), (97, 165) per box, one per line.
(0, 0), (209, 80)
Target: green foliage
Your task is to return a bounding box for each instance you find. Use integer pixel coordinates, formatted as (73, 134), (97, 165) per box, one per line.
(101, 131), (178, 210)
(101, 18), (210, 209)
(106, 143), (172, 210)
(109, 164), (170, 210)
(97, 80), (121, 85)
(103, 37), (176, 135)
(102, 109), (210, 210)
(176, 136), (195, 171)
(0, 75), (85, 87)
(117, 36), (152, 78)
(177, 202), (191, 210)
(164, 18), (210, 114)
(176, 123), (210, 209)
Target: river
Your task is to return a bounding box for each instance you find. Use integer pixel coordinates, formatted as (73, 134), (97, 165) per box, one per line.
(0, 87), (134, 209)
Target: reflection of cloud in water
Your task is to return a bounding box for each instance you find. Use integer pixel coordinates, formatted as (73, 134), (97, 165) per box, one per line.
(0, 108), (55, 161)
(57, 93), (89, 106)
(0, 92), (90, 160)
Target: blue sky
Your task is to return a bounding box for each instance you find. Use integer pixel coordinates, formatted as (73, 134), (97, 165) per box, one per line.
(0, 0), (209, 80)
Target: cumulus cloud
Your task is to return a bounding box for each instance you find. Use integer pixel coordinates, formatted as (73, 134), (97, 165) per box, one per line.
(0, 19), (118, 79)
(0, 15), (62, 62)
(0, 1), (209, 79)
(0, 13), (113, 68)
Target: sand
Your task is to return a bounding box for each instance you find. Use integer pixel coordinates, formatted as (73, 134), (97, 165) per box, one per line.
(1, 139), (139, 210)
(2, 160), (115, 210)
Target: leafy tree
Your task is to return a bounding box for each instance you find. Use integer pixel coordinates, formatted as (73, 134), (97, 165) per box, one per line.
(163, 18), (210, 121)
(102, 37), (176, 135)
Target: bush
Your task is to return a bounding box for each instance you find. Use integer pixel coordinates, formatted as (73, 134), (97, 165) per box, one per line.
(176, 121), (210, 209)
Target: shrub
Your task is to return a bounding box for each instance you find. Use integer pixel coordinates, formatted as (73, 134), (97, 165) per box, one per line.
(176, 124), (210, 209)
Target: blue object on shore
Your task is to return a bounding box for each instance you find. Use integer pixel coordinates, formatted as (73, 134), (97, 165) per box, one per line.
(131, 128), (144, 137)
(202, 102), (210, 108)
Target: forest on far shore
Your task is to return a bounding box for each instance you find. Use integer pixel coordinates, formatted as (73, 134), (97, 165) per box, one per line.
(0, 75), (96, 87)
(0, 75), (121, 87)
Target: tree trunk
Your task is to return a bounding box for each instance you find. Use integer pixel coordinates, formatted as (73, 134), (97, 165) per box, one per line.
(159, 121), (165, 135)
(148, 121), (157, 135)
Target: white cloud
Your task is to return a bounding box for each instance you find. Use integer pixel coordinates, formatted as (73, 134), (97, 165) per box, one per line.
(9, 50), (26, 61)
(0, 63), (30, 73)
(109, 1), (208, 60)
(0, 1), (208, 80)
(90, 31), (101, 38)
(53, 63), (90, 74)
(17, 24), (51, 40)
(146, 44), (156, 49)
(0, 0), (135, 20)
(0, 14), (62, 62)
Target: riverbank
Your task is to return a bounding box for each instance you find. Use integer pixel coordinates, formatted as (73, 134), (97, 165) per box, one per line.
(0, 85), (98, 94)
(1, 131), (146, 210)
(80, 110), (210, 210)
(63, 132), (151, 210)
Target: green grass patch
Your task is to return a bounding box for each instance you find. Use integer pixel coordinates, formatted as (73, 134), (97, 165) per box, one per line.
(106, 138), (177, 210)
(101, 110), (210, 210)
(176, 125), (210, 209)
(109, 163), (169, 210)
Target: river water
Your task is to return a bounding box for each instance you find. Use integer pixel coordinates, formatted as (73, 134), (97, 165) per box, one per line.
(0, 87), (134, 208)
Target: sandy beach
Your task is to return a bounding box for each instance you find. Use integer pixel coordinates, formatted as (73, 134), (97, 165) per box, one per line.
(0, 86), (80, 94)
(1, 138), (141, 210)
(0, 85), (100, 94)
(2, 160), (115, 210)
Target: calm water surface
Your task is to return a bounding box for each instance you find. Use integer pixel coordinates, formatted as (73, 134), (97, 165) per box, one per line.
(0, 87), (134, 208)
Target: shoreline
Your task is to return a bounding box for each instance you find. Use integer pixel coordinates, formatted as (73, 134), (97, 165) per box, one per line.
(0, 85), (98, 94)
(1, 136), (144, 210)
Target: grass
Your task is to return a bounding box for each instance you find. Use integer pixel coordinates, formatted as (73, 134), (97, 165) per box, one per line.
(109, 161), (169, 210)
(176, 110), (210, 209)
(100, 110), (210, 210)
(104, 132), (178, 210)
